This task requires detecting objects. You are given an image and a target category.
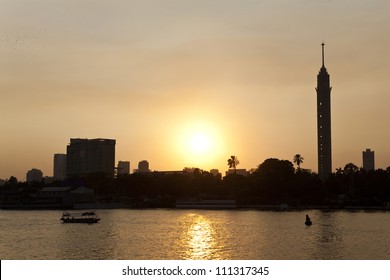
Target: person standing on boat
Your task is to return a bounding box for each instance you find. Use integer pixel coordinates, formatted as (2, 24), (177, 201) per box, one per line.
(305, 214), (312, 226)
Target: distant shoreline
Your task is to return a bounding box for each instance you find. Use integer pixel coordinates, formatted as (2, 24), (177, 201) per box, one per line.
(2, 204), (390, 211)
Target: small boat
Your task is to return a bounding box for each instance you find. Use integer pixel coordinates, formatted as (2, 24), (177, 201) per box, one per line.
(60, 211), (100, 224)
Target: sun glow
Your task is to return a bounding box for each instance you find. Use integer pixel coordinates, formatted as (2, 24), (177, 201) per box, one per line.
(176, 120), (225, 169)
(189, 133), (211, 154)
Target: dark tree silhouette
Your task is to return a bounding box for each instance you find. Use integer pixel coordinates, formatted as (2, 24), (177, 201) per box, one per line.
(293, 154), (304, 171)
(256, 158), (295, 179)
(253, 158), (295, 203)
(227, 155), (240, 174)
(8, 176), (18, 186)
(344, 163), (359, 174)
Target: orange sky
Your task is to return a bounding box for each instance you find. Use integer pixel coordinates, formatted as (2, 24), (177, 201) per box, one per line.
(1, 0), (390, 180)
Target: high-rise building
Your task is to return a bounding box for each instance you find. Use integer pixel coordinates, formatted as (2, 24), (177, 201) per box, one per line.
(117, 161), (130, 175)
(66, 138), (116, 177)
(363, 148), (375, 171)
(26, 168), (43, 183)
(53, 154), (67, 180)
(316, 43), (332, 176)
(138, 160), (150, 173)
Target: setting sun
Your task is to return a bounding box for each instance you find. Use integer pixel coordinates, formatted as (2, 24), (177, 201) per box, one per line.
(189, 133), (211, 154)
(175, 120), (226, 169)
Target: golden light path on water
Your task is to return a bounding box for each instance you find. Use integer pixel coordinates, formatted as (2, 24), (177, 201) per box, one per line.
(180, 213), (227, 260)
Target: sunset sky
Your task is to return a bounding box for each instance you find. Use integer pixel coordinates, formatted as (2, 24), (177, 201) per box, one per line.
(1, 0), (390, 180)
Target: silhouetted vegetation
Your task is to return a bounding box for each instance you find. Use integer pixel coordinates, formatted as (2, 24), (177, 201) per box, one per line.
(227, 155), (240, 174)
(293, 154), (304, 170)
(2, 159), (390, 209)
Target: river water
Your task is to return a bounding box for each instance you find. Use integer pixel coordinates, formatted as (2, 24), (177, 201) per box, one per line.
(1, 209), (389, 259)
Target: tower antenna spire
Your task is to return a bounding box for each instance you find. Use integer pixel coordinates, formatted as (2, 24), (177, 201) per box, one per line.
(321, 41), (325, 67)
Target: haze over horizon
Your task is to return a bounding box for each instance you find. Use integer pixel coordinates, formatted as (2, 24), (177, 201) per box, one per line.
(1, 0), (390, 180)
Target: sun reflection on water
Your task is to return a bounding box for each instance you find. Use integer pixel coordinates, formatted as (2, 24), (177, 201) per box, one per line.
(181, 213), (226, 260)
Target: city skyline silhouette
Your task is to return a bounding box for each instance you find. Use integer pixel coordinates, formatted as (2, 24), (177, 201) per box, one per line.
(1, 1), (390, 180)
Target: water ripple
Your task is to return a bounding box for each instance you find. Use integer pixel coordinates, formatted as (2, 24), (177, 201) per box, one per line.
(1, 209), (390, 259)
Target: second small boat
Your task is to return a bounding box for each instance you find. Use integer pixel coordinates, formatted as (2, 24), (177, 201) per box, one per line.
(60, 211), (100, 224)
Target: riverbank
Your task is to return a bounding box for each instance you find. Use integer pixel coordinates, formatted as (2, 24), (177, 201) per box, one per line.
(2, 202), (390, 211)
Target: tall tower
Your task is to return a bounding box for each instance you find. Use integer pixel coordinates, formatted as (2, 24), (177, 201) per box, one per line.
(316, 43), (332, 176)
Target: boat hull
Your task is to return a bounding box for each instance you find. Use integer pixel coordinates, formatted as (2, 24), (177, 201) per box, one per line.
(61, 218), (100, 224)
(60, 211), (100, 224)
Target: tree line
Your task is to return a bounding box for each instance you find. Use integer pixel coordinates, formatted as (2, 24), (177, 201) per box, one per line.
(2, 156), (390, 207)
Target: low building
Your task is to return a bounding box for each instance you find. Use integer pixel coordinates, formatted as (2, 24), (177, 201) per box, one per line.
(43, 176), (55, 184)
(53, 154), (67, 180)
(69, 186), (95, 203)
(137, 160), (150, 173)
(35, 187), (73, 207)
(117, 161), (130, 175)
(36, 186), (95, 205)
(176, 199), (237, 209)
(0, 186), (95, 209)
(363, 148), (375, 171)
(26, 168), (43, 183)
(210, 169), (221, 177)
(225, 169), (249, 177)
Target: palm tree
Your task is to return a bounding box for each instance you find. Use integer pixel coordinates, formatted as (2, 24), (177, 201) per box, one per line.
(227, 155), (240, 174)
(293, 154), (304, 170)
